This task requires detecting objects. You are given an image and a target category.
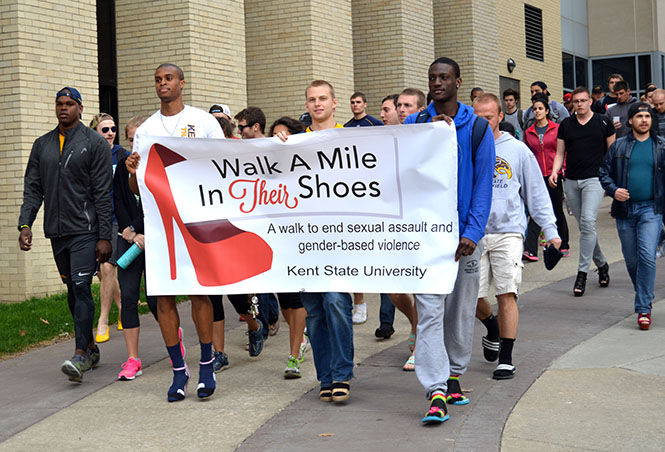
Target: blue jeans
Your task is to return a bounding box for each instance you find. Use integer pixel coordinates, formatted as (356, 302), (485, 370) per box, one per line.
(379, 293), (395, 325)
(616, 201), (662, 314)
(300, 292), (354, 386)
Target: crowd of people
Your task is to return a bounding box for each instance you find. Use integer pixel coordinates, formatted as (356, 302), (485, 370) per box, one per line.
(17, 58), (665, 425)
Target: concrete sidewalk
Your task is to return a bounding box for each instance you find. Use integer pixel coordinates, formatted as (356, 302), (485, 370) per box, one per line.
(237, 266), (665, 452)
(1, 199), (664, 451)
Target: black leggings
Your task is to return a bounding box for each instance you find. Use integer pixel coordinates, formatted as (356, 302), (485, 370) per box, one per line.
(117, 238), (158, 329)
(525, 175), (570, 254)
(265, 292), (303, 310)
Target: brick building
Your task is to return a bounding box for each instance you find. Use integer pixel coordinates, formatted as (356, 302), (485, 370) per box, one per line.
(561, 0), (665, 99)
(0, 0), (562, 302)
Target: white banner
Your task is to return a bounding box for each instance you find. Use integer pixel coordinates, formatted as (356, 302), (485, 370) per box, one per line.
(136, 122), (459, 295)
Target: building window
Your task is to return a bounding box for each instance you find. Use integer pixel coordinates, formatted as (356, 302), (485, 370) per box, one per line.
(639, 55), (652, 91)
(562, 53), (588, 93)
(575, 57), (588, 90)
(562, 53), (574, 90)
(525, 4), (544, 62)
(592, 55), (652, 99)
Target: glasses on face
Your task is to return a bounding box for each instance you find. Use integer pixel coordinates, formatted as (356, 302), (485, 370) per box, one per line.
(572, 99), (590, 104)
(101, 126), (117, 133)
(237, 123), (254, 132)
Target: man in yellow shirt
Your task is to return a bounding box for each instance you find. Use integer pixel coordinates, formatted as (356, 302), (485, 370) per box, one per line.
(276, 80), (353, 403)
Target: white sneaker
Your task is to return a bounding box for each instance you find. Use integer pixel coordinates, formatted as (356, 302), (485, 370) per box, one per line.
(352, 303), (367, 324)
(298, 335), (309, 362)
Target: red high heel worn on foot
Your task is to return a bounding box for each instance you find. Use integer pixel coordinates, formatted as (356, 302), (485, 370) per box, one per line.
(145, 143), (273, 286)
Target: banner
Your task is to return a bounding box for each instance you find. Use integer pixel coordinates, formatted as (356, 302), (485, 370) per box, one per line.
(136, 122), (459, 295)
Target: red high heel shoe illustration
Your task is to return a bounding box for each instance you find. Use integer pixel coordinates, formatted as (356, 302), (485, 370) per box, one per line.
(145, 143), (273, 286)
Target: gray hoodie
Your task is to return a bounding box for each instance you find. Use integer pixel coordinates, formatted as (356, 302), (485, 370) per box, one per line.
(486, 132), (559, 241)
(607, 96), (638, 138)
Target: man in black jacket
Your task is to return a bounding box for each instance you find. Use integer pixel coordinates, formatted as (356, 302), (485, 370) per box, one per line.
(600, 102), (665, 331)
(18, 87), (113, 382)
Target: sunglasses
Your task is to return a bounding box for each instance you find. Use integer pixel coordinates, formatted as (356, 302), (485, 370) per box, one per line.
(101, 126), (117, 133)
(237, 123), (255, 132)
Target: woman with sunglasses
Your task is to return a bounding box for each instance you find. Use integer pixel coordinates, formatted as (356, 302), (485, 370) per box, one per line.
(90, 113), (130, 343)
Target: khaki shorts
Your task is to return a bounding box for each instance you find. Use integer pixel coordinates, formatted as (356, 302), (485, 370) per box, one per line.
(478, 233), (524, 299)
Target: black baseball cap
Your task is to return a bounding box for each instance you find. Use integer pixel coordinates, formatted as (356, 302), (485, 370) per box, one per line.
(627, 102), (653, 120)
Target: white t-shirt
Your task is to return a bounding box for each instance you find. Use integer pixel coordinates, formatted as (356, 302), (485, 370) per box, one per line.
(136, 105), (224, 140)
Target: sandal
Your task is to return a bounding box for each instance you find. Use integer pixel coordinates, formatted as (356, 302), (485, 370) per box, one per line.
(445, 376), (469, 405)
(331, 381), (350, 402)
(408, 333), (416, 352)
(319, 386), (333, 402)
(422, 394), (449, 425)
(573, 271), (586, 297)
(402, 354), (415, 371)
(492, 363), (516, 380)
(445, 392), (469, 405)
(482, 336), (500, 362)
(597, 263), (610, 287)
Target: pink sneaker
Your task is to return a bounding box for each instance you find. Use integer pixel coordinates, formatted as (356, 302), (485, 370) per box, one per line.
(118, 357), (143, 380)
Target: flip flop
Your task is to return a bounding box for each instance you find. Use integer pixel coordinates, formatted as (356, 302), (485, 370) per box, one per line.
(482, 336), (500, 362)
(492, 363), (516, 380)
(332, 381), (350, 402)
(402, 354), (415, 371)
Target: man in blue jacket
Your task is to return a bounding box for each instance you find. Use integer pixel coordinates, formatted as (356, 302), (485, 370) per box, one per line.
(404, 57), (495, 424)
(600, 102), (665, 331)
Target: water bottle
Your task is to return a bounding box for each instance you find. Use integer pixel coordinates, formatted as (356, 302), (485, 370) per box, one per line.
(117, 243), (143, 269)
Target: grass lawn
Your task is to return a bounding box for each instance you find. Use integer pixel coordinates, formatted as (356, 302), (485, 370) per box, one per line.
(0, 283), (184, 358)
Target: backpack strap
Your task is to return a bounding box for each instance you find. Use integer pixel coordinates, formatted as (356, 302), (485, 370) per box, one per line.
(471, 116), (489, 163)
(517, 109), (524, 130)
(417, 110), (487, 162)
(415, 110), (431, 123)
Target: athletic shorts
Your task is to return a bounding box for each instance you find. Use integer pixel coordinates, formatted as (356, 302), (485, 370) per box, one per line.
(477, 233), (524, 299)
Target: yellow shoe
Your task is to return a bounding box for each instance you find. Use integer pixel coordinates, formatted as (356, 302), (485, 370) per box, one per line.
(117, 318), (123, 331)
(95, 326), (110, 343)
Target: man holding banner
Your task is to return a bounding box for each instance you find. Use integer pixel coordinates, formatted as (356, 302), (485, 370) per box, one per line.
(134, 72), (462, 405)
(404, 58), (495, 424)
(295, 80), (354, 403)
(127, 63), (224, 402)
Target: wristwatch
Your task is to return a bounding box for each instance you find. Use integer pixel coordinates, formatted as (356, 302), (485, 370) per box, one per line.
(129, 225), (135, 232)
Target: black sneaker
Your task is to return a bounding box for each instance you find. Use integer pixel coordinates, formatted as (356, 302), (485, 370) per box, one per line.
(212, 351), (229, 373)
(374, 323), (395, 339)
(89, 345), (100, 368)
(248, 323), (264, 357)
